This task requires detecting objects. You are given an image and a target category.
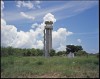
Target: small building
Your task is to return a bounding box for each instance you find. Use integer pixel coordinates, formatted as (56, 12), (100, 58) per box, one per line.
(67, 52), (74, 58)
(66, 45), (74, 58)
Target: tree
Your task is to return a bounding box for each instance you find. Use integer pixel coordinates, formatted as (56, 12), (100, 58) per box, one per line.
(49, 49), (56, 56)
(75, 45), (83, 52)
(36, 49), (43, 56)
(25, 50), (31, 56)
(1, 46), (44, 56)
(1, 46), (8, 56)
(56, 51), (63, 56)
(30, 48), (37, 56)
(75, 50), (88, 56)
(22, 48), (27, 56)
(66, 45), (83, 54)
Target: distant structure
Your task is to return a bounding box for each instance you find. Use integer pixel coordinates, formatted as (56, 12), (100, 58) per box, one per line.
(66, 46), (74, 58)
(44, 21), (53, 58)
(67, 52), (74, 58)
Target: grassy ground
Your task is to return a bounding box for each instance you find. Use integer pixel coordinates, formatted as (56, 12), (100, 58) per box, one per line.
(1, 56), (99, 78)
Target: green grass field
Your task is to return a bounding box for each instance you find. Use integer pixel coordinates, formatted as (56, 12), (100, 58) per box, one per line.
(1, 56), (99, 78)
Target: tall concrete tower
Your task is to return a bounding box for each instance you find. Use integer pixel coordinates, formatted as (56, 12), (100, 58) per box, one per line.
(44, 21), (53, 58)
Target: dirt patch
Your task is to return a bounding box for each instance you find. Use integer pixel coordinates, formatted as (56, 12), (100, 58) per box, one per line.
(39, 73), (60, 78)
(32, 72), (63, 78)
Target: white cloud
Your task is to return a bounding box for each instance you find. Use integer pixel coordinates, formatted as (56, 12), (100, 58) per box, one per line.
(16, 1), (22, 7)
(26, 1), (98, 20)
(36, 40), (43, 49)
(1, 5), (44, 49)
(56, 44), (66, 52)
(35, 1), (41, 4)
(1, 0), (4, 11)
(16, 1), (41, 9)
(43, 13), (56, 23)
(16, 1), (33, 9)
(1, 0), (4, 17)
(20, 12), (35, 20)
(1, 18), (6, 26)
(66, 31), (73, 36)
(1, 10), (73, 51)
(1, 18), (18, 47)
(77, 39), (82, 43)
(1, 18), (43, 49)
(52, 28), (73, 52)
(31, 23), (39, 29)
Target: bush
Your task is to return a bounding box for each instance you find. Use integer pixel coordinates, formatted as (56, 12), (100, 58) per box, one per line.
(56, 51), (66, 56)
(75, 50), (88, 56)
(35, 61), (44, 65)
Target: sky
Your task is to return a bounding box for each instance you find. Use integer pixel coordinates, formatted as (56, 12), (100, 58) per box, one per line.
(1, 0), (99, 53)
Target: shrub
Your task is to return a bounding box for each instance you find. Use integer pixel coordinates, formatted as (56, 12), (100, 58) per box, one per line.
(35, 61), (44, 65)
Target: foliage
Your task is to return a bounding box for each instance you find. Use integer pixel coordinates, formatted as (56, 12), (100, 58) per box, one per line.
(35, 61), (44, 65)
(49, 49), (56, 56)
(56, 51), (66, 56)
(36, 49), (44, 56)
(26, 50), (31, 56)
(0, 45), (95, 58)
(75, 50), (88, 56)
(66, 45), (83, 55)
(1, 46), (43, 57)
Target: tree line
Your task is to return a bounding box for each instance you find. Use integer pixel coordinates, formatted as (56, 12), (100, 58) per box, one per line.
(1, 45), (98, 57)
(1, 46), (43, 57)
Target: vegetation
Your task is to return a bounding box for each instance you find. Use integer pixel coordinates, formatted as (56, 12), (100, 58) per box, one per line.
(1, 46), (99, 78)
(1, 45), (88, 57)
(66, 45), (83, 54)
(66, 45), (89, 56)
(49, 49), (56, 56)
(1, 56), (99, 78)
(56, 51), (66, 56)
(1, 46), (44, 57)
(75, 50), (88, 56)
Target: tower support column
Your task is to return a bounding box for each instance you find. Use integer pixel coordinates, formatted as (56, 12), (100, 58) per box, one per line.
(44, 21), (53, 58)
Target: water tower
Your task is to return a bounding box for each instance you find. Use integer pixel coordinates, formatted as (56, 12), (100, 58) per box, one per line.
(44, 21), (53, 57)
